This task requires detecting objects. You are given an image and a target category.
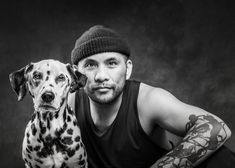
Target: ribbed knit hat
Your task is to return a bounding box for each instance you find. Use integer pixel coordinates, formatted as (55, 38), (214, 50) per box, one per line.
(71, 25), (130, 65)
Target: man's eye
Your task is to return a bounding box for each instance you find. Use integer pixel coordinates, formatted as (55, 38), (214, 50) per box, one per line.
(85, 63), (96, 69)
(33, 73), (42, 80)
(108, 61), (117, 66)
(56, 74), (65, 81)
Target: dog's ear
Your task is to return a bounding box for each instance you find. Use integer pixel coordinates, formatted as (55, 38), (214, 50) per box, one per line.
(66, 64), (87, 93)
(9, 63), (33, 101)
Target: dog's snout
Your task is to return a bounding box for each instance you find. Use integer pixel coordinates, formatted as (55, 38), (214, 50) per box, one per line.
(41, 91), (55, 103)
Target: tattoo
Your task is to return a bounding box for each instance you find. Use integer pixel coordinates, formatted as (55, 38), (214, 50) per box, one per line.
(157, 114), (228, 168)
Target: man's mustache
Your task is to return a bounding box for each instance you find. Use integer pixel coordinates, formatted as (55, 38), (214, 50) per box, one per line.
(91, 84), (115, 90)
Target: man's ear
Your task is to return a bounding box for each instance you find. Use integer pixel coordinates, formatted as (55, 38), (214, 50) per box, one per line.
(66, 64), (87, 93)
(126, 59), (133, 80)
(9, 63), (33, 101)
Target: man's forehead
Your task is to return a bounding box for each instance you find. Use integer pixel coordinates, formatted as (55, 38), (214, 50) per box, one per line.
(80, 52), (125, 63)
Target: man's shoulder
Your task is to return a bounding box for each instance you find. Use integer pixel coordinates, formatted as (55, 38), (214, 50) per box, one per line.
(137, 82), (176, 115)
(138, 82), (170, 101)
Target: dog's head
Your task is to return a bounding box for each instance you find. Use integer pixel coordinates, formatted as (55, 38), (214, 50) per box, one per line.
(9, 59), (87, 112)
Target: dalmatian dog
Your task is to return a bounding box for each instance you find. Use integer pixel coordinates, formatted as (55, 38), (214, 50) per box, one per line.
(9, 59), (88, 168)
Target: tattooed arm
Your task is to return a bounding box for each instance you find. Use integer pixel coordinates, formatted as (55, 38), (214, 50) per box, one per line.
(151, 114), (231, 168)
(138, 84), (232, 168)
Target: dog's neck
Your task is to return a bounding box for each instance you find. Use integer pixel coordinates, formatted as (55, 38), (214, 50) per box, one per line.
(32, 100), (74, 137)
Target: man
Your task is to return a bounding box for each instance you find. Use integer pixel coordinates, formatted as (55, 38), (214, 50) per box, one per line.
(68, 25), (232, 168)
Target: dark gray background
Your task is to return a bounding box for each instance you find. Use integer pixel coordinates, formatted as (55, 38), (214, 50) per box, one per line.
(0, 0), (234, 167)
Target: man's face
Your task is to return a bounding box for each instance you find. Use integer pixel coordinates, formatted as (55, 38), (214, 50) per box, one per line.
(77, 52), (132, 104)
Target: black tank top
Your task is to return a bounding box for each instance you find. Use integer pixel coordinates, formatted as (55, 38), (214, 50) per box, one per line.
(75, 80), (167, 168)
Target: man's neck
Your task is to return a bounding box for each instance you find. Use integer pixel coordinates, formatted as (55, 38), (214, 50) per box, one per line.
(89, 93), (123, 132)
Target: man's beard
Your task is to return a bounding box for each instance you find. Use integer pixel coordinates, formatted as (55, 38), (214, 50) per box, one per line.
(85, 80), (126, 105)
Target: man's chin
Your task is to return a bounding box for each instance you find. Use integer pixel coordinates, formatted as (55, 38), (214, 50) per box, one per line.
(90, 92), (122, 105)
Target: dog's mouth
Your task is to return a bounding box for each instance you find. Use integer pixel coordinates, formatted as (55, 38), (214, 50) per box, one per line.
(39, 104), (58, 111)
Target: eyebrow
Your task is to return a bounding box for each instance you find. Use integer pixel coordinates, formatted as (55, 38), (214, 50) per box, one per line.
(83, 58), (97, 64)
(81, 56), (122, 66)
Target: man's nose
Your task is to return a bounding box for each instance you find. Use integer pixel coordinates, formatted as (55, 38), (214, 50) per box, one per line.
(94, 66), (109, 82)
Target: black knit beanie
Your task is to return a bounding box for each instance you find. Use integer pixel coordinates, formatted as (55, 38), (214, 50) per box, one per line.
(71, 25), (130, 65)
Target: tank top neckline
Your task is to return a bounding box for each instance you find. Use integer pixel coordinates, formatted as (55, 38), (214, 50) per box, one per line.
(86, 82), (129, 137)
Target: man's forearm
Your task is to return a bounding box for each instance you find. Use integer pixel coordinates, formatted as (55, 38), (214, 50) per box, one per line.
(151, 114), (231, 168)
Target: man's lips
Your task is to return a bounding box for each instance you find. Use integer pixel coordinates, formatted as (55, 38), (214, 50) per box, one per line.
(92, 86), (114, 92)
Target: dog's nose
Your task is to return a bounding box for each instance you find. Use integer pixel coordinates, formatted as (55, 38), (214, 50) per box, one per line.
(41, 92), (55, 103)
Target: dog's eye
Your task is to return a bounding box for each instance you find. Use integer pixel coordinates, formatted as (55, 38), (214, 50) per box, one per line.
(33, 72), (42, 80)
(56, 74), (65, 82)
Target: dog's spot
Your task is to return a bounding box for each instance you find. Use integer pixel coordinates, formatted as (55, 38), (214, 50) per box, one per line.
(75, 136), (80, 142)
(28, 162), (33, 168)
(49, 84), (54, 87)
(37, 145), (53, 158)
(39, 134), (43, 142)
(67, 128), (73, 135)
(49, 112), (53, 121)
(45, 135), (53, 145)
(45, 76), (49, 81)
(62, 136), (73, 145)
(39, 121), (46, 134)
(35, 164), (40, 168)
(37, 138), (42, 143)
(31, 123), (37, 136)
(55, 128), (64, 137)
(42, 112), (48, 121)
(26, 147), (31, 153)
(34, 145), (41, 151)
(67, 148), (75, 157)
(67, 116), (71, 122)
(55, 140), (67, 153)
(24, 158), (28, 163)
(41, 126), (46, 134)
(27, 154), (32, 159)
(60, 98), (65, 107)
(55, 110), (59, 119)
(62, 123), (67, 132)
(78, 159), (85, 166)
(61, 162), (67, 168)
(28, 145), (33, 152)
(75, 143), (80, 150)
(27, 139), (31, 144)
(35, 158), (43, 164)
(47, 118), (50, 130)
(27, 132), (30, 138)
(63, 109), (67, 123)
(73, 121), (77, 126)
(47, 71), (50, 75)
